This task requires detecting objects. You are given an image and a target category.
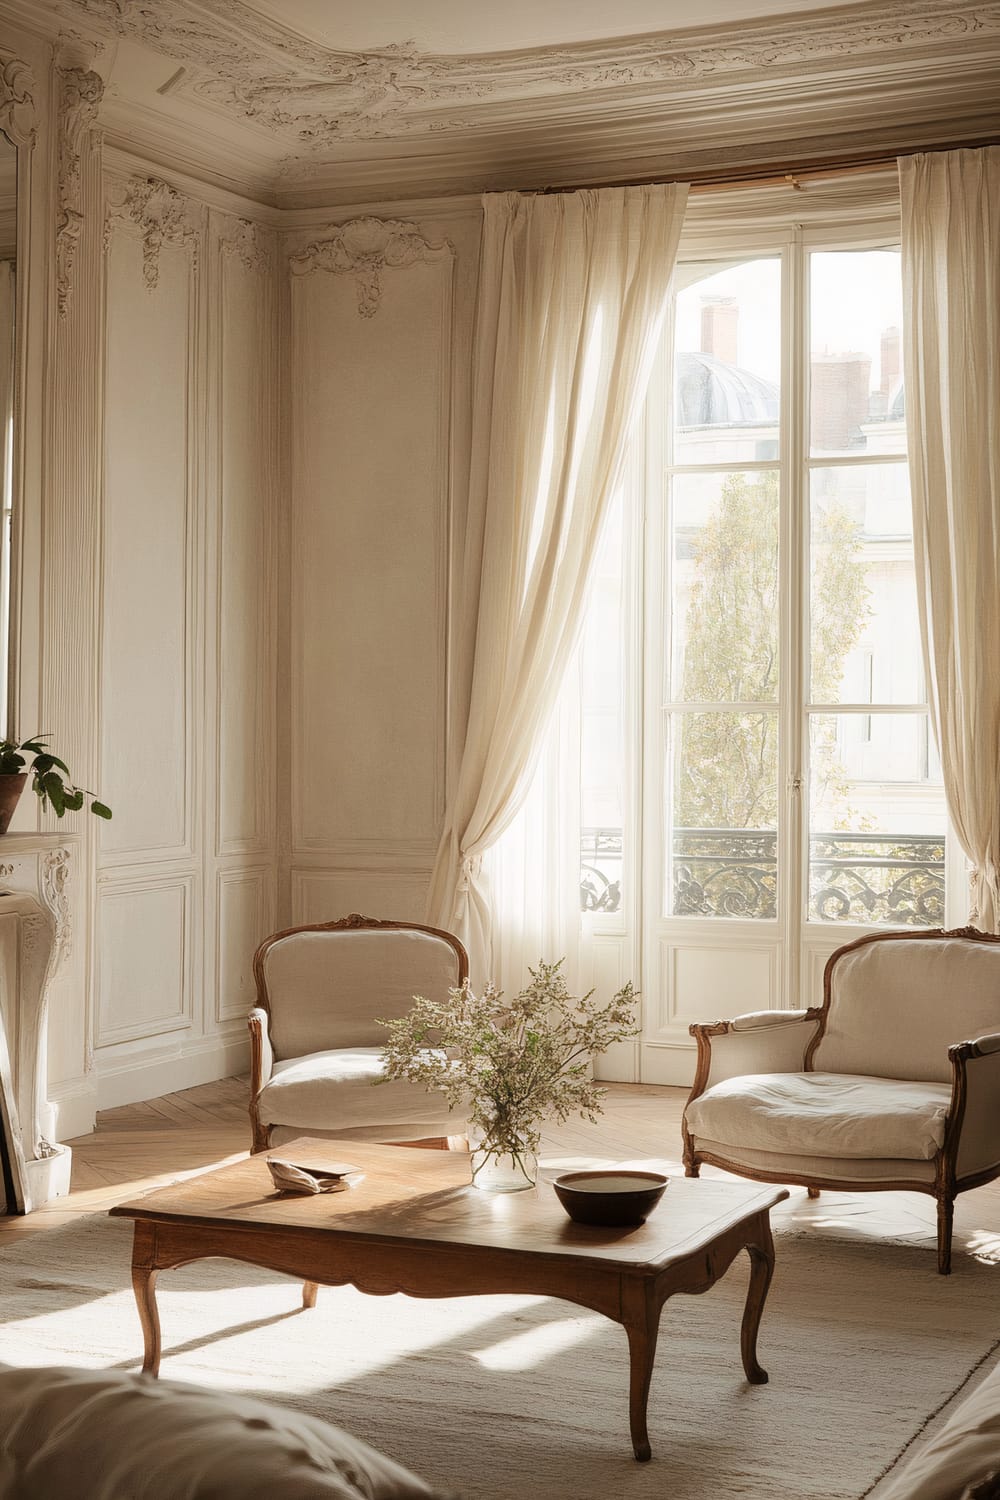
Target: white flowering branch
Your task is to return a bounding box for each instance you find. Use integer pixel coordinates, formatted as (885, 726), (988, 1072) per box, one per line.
(377, 960), (639, 1158)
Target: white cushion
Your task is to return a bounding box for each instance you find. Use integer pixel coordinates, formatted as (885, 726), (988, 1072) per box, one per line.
(257, 1047), (463, 1135)
(684, 1071), (952, 1161)
(0, 1363), (450, 1499)
(877, 1359), (1000, 1499)
(688, 1137), (938, 1185)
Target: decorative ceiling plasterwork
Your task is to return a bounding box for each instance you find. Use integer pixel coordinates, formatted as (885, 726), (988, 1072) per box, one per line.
(47, 0), (1000, 147)
(105, 174), (202, 288)
(0, 49), (36, 148)
(289, 217), (454, 317)
(56, 66), (104, 317)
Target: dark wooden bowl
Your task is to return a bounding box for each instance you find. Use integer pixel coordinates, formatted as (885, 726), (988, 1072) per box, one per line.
(552, 1169), (669, 1227)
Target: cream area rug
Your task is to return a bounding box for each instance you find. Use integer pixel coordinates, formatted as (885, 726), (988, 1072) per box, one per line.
(1, 1192), (999, 1500)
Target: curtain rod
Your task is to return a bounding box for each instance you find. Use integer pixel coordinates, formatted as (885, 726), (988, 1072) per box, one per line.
(538, 136), (1000, 195)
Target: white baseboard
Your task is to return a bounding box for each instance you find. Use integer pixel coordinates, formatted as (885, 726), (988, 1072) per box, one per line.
(95, 1035), (251, 1114)
(639, 1041), (697, 1087)
(49, 1080), (98, 1143)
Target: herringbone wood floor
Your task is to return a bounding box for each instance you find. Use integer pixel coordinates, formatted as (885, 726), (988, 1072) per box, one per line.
(0, 1079), (686, 1246)
(3, 1075), (994, 1252)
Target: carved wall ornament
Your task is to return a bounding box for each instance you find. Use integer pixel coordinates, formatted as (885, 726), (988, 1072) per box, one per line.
(56, 66), (104, 319)
(41, 847), (72, 970)
(0, 49), (36, 148)
(288, 217), (453, 317)
(46, 0), (1000, 148)
(218, 214), (273, 275)
(105, 174), (201, 289)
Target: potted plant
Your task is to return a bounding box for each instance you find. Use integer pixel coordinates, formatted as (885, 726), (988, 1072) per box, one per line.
(378, 960), (638, 1192)
(0, 734), (112, 834)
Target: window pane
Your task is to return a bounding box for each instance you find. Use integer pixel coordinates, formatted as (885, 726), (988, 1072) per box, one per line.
(809, 463), (921, 704)
(579, 494), (625, 913)
(810, 250), (905, 457)
(671, 470), (779, 703)
(673, 259), (780, 465)
(669, 710), (778, 918)
(808, 713), (945, 926)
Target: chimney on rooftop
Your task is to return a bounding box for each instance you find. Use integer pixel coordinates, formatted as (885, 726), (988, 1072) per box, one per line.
(700, 295), (738, 366)
(880, 325), (901, 396)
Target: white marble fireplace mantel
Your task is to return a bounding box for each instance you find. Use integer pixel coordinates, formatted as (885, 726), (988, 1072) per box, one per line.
(0, 832), (76, 1209)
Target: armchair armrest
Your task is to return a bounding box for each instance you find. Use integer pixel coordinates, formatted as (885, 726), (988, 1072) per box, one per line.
(951, 1035), (1000, 1180)
(952, 1031), (1000, 1058)
(247, 1007), (274, 1097)
(688, 1008), (823, 1100)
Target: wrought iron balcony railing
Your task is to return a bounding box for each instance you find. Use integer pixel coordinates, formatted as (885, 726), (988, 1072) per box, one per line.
(580, 827), (945, 926)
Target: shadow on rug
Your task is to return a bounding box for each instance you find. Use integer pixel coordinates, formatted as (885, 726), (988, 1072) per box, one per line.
(1, 1209), (998, 1499)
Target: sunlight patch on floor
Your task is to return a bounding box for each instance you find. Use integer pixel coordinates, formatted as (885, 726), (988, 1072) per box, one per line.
(472, 1312), (603, 1371)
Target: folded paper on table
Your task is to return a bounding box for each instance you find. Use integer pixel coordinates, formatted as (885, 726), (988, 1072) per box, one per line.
(266, 1157), (364, 1195)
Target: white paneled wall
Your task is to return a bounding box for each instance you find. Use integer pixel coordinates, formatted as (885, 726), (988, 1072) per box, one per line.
(284, 211), (477, 927)
(21, 25), (480, 1122)
(92, 167), (278, 1109)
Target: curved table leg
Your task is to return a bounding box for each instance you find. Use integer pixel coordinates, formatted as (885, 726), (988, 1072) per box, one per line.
(132, 1262), (162, 1376)
(622, 1292), (660, 1462)
(740, 1216), (776, 1385)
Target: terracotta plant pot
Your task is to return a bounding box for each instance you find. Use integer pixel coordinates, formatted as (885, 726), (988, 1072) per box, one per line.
(0, 772), (27, 834)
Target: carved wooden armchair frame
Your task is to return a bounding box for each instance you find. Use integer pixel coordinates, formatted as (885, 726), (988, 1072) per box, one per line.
(682, 926), (1000, 1273)
(248, 913), (469, 1155)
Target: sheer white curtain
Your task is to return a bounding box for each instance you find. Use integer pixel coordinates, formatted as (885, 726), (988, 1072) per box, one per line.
(900, 146), (1000, 930)
(428, 185), (687, 982)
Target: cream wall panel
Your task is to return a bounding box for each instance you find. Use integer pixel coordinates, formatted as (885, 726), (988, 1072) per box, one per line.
(216, 866), (273, 1023)
(588, 935), (641, 1083)
(96, 876), (193, 1045)
(803, 940), (840, 1007)
(658, 940), (776, 1032)
(289, 245), (452, 857)
(216, 234), (276, 855)
(291, 869), (429, 927)
(100, 231), (193, 860)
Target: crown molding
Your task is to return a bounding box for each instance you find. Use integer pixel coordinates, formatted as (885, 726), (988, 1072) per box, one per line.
(35, 0), (1000, 149)
(272, 65), (1000, 208)
(11, 0), (1000, 207)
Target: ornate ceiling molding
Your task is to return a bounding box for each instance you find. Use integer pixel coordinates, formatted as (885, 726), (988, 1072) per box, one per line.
(56, 66), (104, 318)
(105, 174), (202, 288)
(0, 48), (36, 148)
(47, 0), (1000, 148)
(288, 217), (453, 317)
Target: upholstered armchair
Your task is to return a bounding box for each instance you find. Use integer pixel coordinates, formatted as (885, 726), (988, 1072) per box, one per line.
(248, 914), (469, 1154)
(682, 927), (1000, 1273)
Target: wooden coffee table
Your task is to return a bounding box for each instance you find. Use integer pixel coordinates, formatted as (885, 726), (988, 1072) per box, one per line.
(110, 1139), (788, 1461)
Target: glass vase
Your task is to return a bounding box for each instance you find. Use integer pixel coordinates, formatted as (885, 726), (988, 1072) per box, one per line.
(470, 1136), (538, 1193)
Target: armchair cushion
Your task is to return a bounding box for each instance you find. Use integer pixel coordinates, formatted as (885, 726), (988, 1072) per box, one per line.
(262, 930), (462, 1061)
(256, 1048), (462, 1139)
(684, 1071), (952, 1161)
(814, 936), (1000, 1083)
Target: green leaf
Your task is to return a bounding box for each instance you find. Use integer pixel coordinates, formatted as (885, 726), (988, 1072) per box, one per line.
(90, 800), (113, 820)
(40, 769), (66, 816)
(63, 789), (84, 811)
